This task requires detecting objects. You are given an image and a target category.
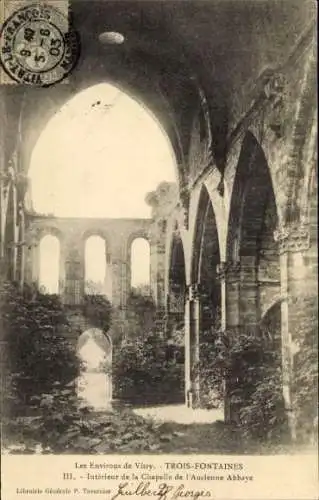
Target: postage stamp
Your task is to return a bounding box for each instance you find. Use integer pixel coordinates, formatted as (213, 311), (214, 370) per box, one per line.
(0, 2), (79, 86)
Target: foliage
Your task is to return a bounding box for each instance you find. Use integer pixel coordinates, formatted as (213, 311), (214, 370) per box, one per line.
(226, 331), (287, 441)
(111, 290), (183, 403)
(128, 288), (155, 312)
(293, 297), (318, 443)
(3, 386), (166, 454)
(113, 331), (184, 404)
(233, 334), (286, 441)
(82, 293), (112, 332)
(194, 303), (287, 440)
(194, 307), (225, 409)
(1, 281), (80, 416)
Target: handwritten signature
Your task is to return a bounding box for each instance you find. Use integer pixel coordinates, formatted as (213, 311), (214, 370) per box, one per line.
(111, 481), (212, 500)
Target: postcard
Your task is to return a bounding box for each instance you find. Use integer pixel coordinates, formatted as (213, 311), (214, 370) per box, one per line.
(0, 1), (317, 499)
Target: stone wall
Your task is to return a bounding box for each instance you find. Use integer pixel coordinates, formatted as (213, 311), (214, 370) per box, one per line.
(24, 214), (166, 308)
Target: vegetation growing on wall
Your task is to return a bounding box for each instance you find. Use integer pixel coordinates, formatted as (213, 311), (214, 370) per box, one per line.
(82, 293), (112, 332)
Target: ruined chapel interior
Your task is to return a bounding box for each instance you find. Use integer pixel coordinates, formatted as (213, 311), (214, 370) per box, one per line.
(0, 0), (317, 444)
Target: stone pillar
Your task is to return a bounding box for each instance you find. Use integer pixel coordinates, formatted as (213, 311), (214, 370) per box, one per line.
(184, 283), (201, 408)
(217, 261), (241, 331)
(240, 256), (259, 329)
(18, 204), (25, 290)
(274, 222), (316, 441)
(184, 288), (191, 405)
(217, 261), (241, 423)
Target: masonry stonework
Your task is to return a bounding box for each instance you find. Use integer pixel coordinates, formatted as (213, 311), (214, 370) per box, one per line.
(0, 1), (316, 443)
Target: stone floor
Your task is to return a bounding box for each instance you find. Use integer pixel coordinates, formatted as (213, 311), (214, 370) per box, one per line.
(133, 403), (224, 425)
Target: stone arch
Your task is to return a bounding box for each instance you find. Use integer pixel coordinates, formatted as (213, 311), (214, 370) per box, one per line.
(191, 183), (221, 297)
(299, 113), (317, 227)
(226, 131), (279, 261)
(23, 80), (183, 193)
(285, 44), (316, 224)
(188, 183), (222, 407)
(77, 328), (112, 409)
(226, 131), (280, 329)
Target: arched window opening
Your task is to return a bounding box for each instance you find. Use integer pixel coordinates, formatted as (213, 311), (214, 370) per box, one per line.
(29, 83), (176, 218)
(130, 238), (150, 295)
(39, 234), (60, 294)
(77, 328), (112, 410)
(85, 236), (110, 296)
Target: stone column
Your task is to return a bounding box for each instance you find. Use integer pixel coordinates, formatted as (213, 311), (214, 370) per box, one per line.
(184, 283), (201, 408)
(274, 222), (316, 441)
(240, 256), (259, 329)
(217, 261), (241, 331)
(18, 204), (25, 290)
(217, 261), (241, 423)
(184, 287), (191, 405)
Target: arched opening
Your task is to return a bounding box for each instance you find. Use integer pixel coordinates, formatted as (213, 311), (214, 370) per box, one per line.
(84, 235), (111, 298)
(166, 229), (186, 402)
(168, 230), (186, 333)
(227, 131), (280, 329)
(77, 328), (112, 410)
(130, 238), (151, 295)
(39, 234), (60, 294)
(28, 83), (176, 218)
(191, 185), (222, 410)
(226, 131), (283, 427)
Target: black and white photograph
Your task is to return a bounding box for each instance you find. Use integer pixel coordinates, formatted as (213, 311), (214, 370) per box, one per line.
(0, 0), (317, 498)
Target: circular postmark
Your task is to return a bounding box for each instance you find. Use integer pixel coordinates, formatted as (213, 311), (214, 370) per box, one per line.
(0, 3), (80, 86)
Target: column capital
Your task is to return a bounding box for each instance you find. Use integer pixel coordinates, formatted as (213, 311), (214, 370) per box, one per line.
(216, 261), (241, 283)
(274, 222), (310, 254)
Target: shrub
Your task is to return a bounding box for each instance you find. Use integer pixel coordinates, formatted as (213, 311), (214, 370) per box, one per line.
(113, 331), (184, 404)
(1, 281), (80, 416)
(227, 331), (287, 441)
(193, 307), (225, 409)
(82, 293), (112, 332)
